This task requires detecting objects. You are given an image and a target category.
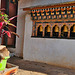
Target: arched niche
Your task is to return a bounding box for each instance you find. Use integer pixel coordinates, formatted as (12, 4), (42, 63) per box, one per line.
(45, 25), (51, 37)
(53, 25), (59, 37)
(70, 25), (75, 38)
(61, 25), (68, 38)
(37, 25), (43, 37)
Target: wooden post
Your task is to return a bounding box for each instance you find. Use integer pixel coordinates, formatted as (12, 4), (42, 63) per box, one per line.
(43, 29), (45, 37)
(32, 31), (34, 36)
(32, 22), (35, 36)
(58, 27), (61, 37)
(36, 28), (37, 36)
(68, 28), (70, 38)
(50, 27), (52, 37)
(32, 26), (34, 36)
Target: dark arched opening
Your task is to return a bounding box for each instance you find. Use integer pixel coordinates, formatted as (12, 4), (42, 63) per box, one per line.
(61, 25), (68, 38)
(70, 25), (75, 38)
(53, 25), (59, 37)
(37, 25), (43, 37)
(45, 25), (50, 37)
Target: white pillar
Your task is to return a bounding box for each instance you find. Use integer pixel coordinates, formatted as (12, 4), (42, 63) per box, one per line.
(15, 1), (25, 57)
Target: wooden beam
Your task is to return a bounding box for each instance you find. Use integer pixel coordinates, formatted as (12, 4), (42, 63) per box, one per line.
(23, 8), (31, 11)
(23, 1), (75, 11)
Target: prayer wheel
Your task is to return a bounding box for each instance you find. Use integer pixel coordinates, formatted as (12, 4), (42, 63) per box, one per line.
(63, 25), (68, 32)
(72, 25), (75, 33)
(47, 26), (51, 32)
(54, 26), (59, 32)
(40, 26), (43, 32)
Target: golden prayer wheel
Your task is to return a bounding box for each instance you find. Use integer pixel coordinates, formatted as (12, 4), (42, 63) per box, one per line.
(47, 26), (51, 32)
(40, 26), (43, 32)
(72, 25), (75, 33)
(63, 25), (68, 32)
(54, 26), (59, 32)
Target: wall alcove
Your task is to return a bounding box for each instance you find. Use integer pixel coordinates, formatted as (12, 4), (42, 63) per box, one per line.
(45, 25), (51, 37)
(61, 25), (68, 38)
(37, 25), (43, 37)
(70, 25), (75, 38)
(53, 25), (59, 38)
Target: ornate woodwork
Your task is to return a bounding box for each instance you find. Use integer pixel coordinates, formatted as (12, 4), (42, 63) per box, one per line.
(24, 2), (75, 39)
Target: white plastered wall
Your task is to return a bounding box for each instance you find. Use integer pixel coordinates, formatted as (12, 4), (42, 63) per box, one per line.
(16, 0), (75, 69)
(23, 14), (75, 69)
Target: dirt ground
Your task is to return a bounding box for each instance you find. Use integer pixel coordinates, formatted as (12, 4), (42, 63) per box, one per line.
(8, 57), (75, 75)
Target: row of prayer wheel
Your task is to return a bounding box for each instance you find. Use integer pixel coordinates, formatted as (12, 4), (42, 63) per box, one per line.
(39, 25), (75, 32)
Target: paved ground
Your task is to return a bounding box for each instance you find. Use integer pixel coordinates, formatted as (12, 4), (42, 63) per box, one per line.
(8, 57), (75, 75)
